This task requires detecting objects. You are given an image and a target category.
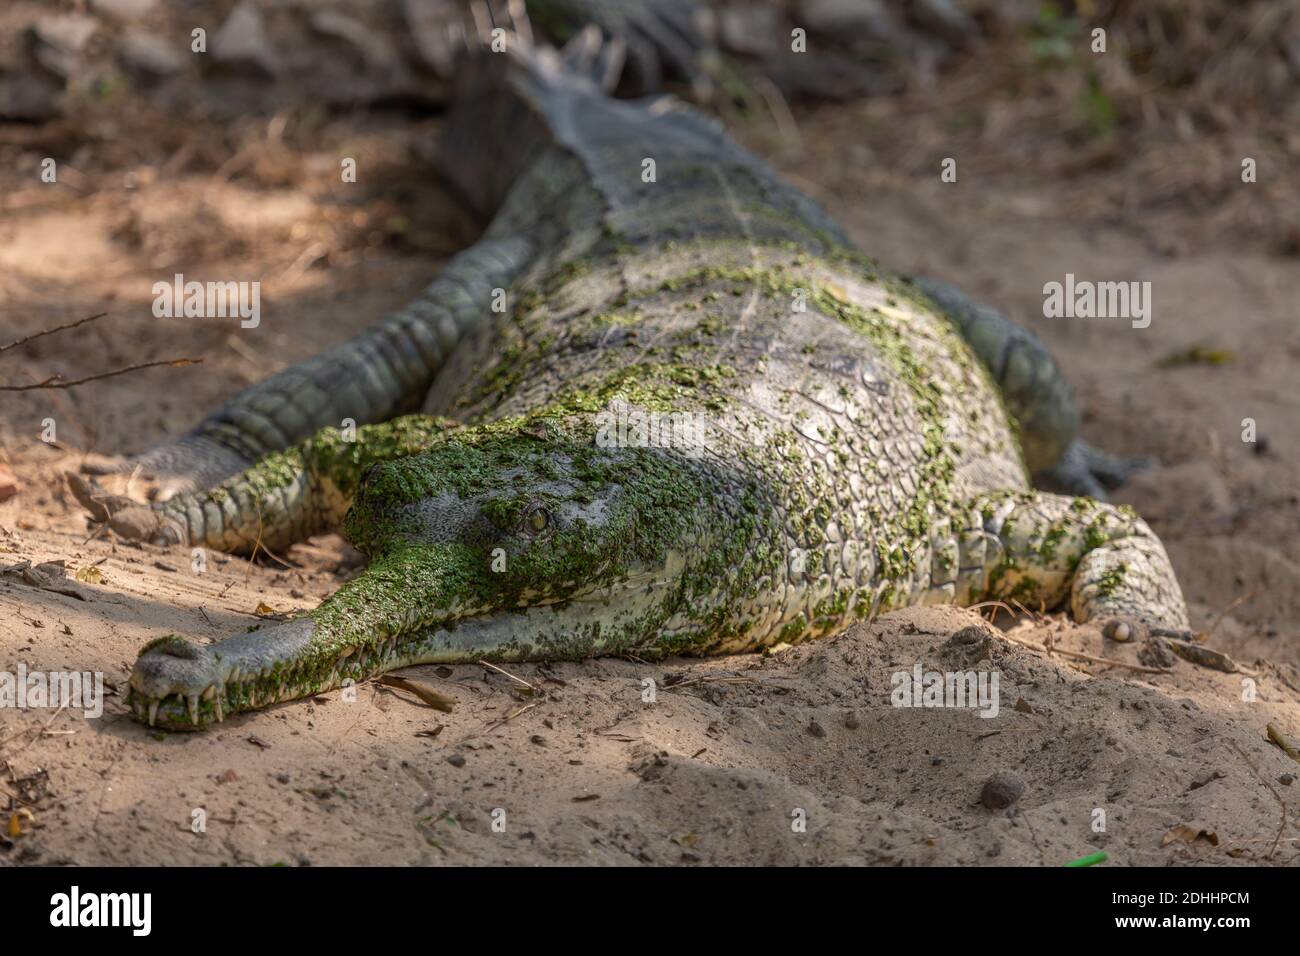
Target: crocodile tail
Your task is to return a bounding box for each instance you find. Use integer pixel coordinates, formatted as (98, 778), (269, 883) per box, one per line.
(438, 8), (626, 220)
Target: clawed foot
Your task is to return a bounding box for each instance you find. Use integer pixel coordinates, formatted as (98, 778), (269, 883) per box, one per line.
(66, 472), (182, 546)
(1037, 438), (1152, 501)
(528, 0), (718, 97)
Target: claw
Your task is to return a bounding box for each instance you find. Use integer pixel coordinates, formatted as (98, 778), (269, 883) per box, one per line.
(66, 472), (132, 522)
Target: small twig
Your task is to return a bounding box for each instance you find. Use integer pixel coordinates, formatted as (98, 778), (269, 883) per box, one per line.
(969, 600), (1015, 622)
(0, 703), (69, 754)
(1227, 740), (1286, 860)
(999, 632), (1167, 674)
(483, 701), (539, 734)
(1207, 586), (1264, 638)
(0, 312), (108, 355)
(478, 660), (536, 690)
(0, 358), (202, 391)
(663, 675), (762, 690)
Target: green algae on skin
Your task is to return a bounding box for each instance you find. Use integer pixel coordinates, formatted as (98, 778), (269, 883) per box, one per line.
(126, 237), (1187, 730)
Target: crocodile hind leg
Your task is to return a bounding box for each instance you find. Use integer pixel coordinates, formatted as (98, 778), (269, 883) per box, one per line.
(70, 416), (457, 555)
(78, 236), (532, 500)
(911, 276), (1148, 499)
(956, 489), (1190, 635)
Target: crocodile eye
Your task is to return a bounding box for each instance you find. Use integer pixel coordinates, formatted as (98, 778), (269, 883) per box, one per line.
(526, 508), (550, 533)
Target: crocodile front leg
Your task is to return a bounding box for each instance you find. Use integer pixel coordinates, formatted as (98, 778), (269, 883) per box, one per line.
(80, 236), (532, 499)
(70, 416), (457, 554)
(966, 490), (1190, 634)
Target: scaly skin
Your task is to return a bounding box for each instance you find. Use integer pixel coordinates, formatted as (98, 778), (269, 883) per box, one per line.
(96, 43), (1189, 730)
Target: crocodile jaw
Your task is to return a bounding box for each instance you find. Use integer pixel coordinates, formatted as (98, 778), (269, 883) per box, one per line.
(127, 566), (676, 731)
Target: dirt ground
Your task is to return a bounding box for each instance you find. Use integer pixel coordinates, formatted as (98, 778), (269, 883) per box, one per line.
(2, 2), (1300, 866)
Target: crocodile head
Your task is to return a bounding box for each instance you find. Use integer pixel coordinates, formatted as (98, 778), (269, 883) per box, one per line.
(127, 412), (758, 730)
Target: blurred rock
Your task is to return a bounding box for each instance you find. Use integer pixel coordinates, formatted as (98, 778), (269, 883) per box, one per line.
(798, 0), (896, 41)
(90, 0), (159, 20)
(909, 0), (980, 46)
(718, 4), (781, 56)
(402, 0), (459, 77)
(32, 15), (98, 79)
(0, 464), (20, 502)
(310, 10), (400, 77)
(120, 31), (184, 79)
(212, 0), (279, 78)
(0, 75), (63, 121)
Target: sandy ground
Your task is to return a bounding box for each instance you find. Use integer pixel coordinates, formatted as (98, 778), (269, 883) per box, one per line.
(3, 11), (1300, 867)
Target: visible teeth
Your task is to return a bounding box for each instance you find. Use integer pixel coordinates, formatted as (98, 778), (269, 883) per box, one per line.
(336, 645), (356, 662)
(148, 699), (160, 726)
(201, 685), (215, 700)
(214, 695), (224, 723)
(228, 668), (241, 683)
(186, 694), (199, 724)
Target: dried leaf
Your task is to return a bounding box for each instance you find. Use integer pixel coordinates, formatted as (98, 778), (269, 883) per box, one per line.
(379, 675), (455, 712)
(1161, 824), (1218, 847)
(1166, 638), (1238, 673)
(74, 566), (103, 584)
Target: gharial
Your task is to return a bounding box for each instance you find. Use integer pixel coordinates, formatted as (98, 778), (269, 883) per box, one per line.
(69, 17), (1190, 731)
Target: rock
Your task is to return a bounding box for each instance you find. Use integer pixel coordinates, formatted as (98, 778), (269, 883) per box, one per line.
(718, 5), (781, 56)
(1138, 635), (1178, 670)
(402, 0), (458, 77)
(944, 623), (996, 665)
(1014, 697), (1033, 714)
(1103, 619), (1142, 643)
(0, 464), (20, 501)
(908, 0), (981, 45)
(798, 0), (896, 41)
(212, 0), (279, 78)
(90, 0), (158, 19)
(979, 771), (1025, 810)
(807, 719), (826, 738)
(310, 11), (400, 77)
(32, 15), (98, 79)
(119, 32), (184, 79)
(844, 711), (860, 729)
(445, 752), (466, 768)
(0, 75), (62, 121)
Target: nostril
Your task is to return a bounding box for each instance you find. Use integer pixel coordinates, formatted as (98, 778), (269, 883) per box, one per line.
(140, 634), (201, 660)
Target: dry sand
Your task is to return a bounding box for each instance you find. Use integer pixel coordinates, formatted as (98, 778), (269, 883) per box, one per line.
(2, 11), (1299, 867)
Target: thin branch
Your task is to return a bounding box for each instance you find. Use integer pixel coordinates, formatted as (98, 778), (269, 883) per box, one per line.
(999, 632), (1168, 674)
(1227, 740), (1286, 860)
(0, 312), (108, 355)
(0, 357), (202, 391)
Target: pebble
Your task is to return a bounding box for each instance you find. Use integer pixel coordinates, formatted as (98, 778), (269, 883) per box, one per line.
(979, 771), (1025, 810)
